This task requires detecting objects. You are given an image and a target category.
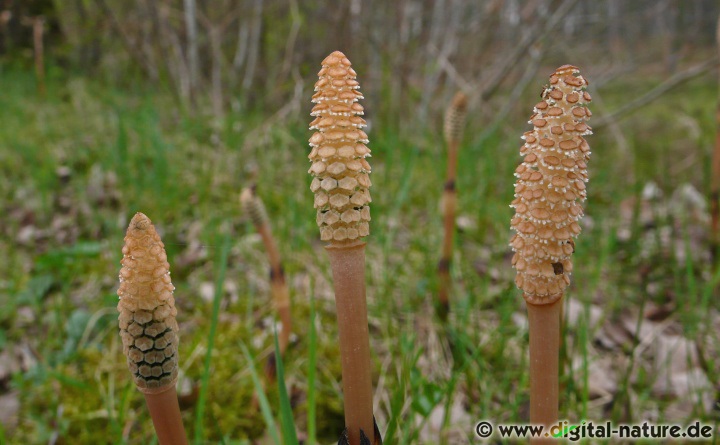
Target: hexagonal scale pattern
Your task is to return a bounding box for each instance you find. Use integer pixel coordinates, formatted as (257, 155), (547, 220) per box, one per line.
(309, 51), (372, 243)
(117, 212), (179, 393)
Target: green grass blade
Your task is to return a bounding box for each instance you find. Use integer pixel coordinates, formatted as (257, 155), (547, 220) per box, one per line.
(307, 293), (317, 445)
(240, 343), (282, 445)
(194, 234), (231, 444)
(274, 331), (298, 444)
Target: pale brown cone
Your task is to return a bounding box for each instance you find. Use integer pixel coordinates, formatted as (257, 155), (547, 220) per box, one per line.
(510, 65), (592, 305)
(118, 212), (179, 393)
(444, 92), (468, 146)
(240, 186), (268, 228)
(309, 50), (372, 243)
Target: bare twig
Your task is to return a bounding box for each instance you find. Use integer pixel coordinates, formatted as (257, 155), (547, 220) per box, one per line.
(241, 69), (304, 152)
(429, 43), (474, 96)
(480, 0), (580, 101)
(183, 0), (199, 94)
(31, 17), (45, 96)
(232, 20), (249, 75)
(95, 0), (158, 81)
(588, 87), (631, 158)
(243, 0), (264, 92)
(490, 46), (543, 127)
(209, 25), (224, 117)
(418, 0), (461, 123)
(279, 0), (302, 84)
(150, 0), (191, 104)
(194, 6), (244, 117)
(594, 57), (719, 128)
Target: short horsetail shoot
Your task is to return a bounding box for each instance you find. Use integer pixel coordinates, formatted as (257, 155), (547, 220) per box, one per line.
(309, 50), (381, 445)
(118, 212), (188, 445)
(510, 65), (592, 441)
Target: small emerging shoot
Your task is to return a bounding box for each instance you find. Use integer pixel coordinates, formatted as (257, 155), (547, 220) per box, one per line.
(437, 91), (468, 320)
(241, 186), (292, 378)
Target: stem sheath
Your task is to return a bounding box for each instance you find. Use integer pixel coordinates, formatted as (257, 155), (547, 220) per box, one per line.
(326, 242), (374, 445)
(710, 102), (720, 260)
(143, 386), (188, 445)
(258, 223), (291, 353)
(527, 297), (562, 444)
(438, 138), (460, 317)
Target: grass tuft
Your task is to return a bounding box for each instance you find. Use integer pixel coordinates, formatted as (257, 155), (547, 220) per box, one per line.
(194, 234), (231, 443)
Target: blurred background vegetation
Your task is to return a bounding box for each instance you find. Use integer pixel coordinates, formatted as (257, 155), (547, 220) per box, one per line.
(1, 0), (720, 443)
(2, 0), (718, 121)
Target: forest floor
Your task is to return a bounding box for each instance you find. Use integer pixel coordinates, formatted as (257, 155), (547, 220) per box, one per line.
(1, 66), (719, 444)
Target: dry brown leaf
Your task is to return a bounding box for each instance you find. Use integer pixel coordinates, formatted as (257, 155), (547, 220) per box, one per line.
(86, 164), (121, 208)
(595, 319), (633, 350)
(418, 396), (473, 444)
(643, 302), (676, 322)
(652, 334), (702, 397)
(619, 311), (657, 344)
(0, 390), (20, 434)
(576, 354), (617, 401)
(0, 349), (21, 388)
(660, 369), (715, 421)
(565, 298), (603, 330)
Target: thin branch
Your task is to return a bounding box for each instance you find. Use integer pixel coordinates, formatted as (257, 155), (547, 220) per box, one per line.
(150, 0), (191, 104)
(209, 25), (224, 117)
(95, 0), (158, 80)
(232, 21), (249, 74)
(418, 0), (461, 123)
(589, 84), (635, 184)
(496, 46), (543, 119)
(243, 0), (264, 92)
(428, 42), (474, 96)
(241, 68), (304, 153)
(475, 46), (544, 144)
(594, 57), (719, 128)
(183, 0), (199, 93)
(480, 0), (580, 101)
(279, 0), (301, 85)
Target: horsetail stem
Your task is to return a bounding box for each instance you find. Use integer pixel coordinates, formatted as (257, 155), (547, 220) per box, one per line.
(118, 212), (187, 445)
(509, 66), (592, 440)
(240, 186), (292, 376)
(310, 50), (381, 445)
(438, 92), (468, 320)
